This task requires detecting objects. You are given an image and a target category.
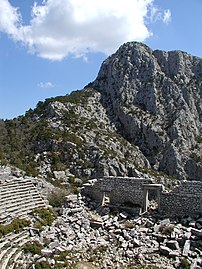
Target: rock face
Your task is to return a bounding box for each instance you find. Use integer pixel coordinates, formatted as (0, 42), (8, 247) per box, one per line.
(93, 42), (202, 180)
(0, 42), (201, 181)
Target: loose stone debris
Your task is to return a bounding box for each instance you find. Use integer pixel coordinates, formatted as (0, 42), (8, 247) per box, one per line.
(1, 194), (201, 269)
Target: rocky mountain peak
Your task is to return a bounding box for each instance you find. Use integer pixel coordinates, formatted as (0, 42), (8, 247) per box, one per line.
(93, 42), (202, 180)
(94, 42), (201, 114)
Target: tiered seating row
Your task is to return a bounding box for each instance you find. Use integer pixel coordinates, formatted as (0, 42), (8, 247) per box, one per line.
(0, 179), (46, 223)
(0, 231), (30, 269)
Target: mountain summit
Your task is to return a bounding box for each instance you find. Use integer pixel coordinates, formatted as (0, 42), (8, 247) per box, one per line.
(92, 42), (202, 180)
(0, 42), (201, 181)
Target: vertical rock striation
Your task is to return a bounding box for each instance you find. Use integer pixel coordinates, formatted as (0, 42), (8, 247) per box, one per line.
(93, 42), (202, 180)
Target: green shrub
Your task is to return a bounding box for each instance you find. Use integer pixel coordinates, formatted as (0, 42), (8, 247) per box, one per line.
(159, 225), (174, 236)
(23, 241), (43, 255)
(0, 218), (31, 237)
(35, 261), (51, 269)
(33, 221), (43, 231)
(179, 258), (191, 269)
(196, 135), (202, 143)
(48, 189), (69, 208)
(190, 152), (202, 162)
(31, 208), (57, 226)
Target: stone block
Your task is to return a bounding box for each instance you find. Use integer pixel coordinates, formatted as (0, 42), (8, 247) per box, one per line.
(166, 240), (179, 250)
(182, 240), (191, 257)
(169, 251), (180, 258)
(191, 228), (202, 238)
(90, 220), (103, 229)
(159, 245), (171, 256)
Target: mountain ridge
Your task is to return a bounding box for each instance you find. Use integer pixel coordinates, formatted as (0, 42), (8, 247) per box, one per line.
(0, 42), (201, 182)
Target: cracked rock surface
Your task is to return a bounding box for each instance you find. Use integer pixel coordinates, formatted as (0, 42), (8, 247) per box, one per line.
(93, 42), (202, 180)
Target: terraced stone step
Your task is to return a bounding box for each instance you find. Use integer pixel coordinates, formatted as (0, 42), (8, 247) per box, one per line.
(0, 179), (46, 224)
(0, 232), (29, 269)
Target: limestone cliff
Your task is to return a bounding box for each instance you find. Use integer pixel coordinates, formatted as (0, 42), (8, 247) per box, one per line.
(0, 42), (201, 181)
(93, 42), (202, 180)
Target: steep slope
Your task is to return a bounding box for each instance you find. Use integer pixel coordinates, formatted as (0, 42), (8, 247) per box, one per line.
(0, 89), (148, 180)
(94, 42), (202, 180)
(0, 42), (201, 181)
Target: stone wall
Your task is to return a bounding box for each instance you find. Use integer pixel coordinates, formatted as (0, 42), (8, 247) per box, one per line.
(82, 177), (153, 207)
(82, 177), (202, 217)
(160, 181), (202, 217)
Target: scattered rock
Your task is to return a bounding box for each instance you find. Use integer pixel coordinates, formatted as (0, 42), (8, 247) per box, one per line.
(182, 240), (191, 257)
(166, 240), (180, 250)
(159, 245), (171, 256)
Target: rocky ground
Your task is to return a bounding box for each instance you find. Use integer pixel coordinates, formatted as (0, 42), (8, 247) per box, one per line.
(17, 194), (202, 269)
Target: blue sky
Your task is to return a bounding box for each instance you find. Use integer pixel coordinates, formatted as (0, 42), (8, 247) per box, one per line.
(0, 0), (202, 119)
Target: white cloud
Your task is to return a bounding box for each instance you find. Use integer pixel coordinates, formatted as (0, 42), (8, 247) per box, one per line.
(148, 6), (171, 24)
(0, 0), (21, 37)
(163, 9), (172, 24)
(37, 81), (55, 88)
(0, 0), (171, 61)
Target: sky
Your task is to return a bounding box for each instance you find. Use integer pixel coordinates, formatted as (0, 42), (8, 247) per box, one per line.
(0, 0), (202, 119)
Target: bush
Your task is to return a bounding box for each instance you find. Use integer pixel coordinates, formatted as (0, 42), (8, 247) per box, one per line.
(196, 135), (202, 143)
(159, 225), (174, 236)
(33, 221), (43, 231)
(53, 250), (69, 267)
(179, 258), (191, 269)
(0, 218), (31, 237)
(32, 208), (57, 226)
(35, 261), (51, 269)
(190, 152), (202, 163)
(23, 241), (43, 255)
(48, 189), (69, 208)
(123, 221), (136, 229)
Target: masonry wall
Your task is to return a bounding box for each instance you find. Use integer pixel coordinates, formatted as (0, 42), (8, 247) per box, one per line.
(160, 181), (202, 217)
(82, 177), (152, 207)
(82, 177), (202, 217)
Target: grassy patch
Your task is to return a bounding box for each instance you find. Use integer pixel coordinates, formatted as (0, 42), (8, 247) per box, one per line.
(0, 218), (31, 237)
(23, 241), (43, 255)
(31, 208), (57, 227)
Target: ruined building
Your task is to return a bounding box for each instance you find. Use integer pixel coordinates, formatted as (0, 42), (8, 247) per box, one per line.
(0, 177), (47, 224)
(82, 177), (202, 217)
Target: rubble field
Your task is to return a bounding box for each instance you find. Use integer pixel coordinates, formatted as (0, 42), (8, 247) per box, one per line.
(4, 194), (201, 269)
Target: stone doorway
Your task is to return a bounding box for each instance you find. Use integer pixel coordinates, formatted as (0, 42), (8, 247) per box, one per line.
(101, 191), (110, 206)
(143, 184), (163, 212)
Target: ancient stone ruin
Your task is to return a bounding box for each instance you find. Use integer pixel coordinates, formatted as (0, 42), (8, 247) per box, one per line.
(0, 177), (47, 224)
(82, 177), (202, 217)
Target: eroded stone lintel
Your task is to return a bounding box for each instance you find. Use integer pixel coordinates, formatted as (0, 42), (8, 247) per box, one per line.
(143, 184), (163, 190)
